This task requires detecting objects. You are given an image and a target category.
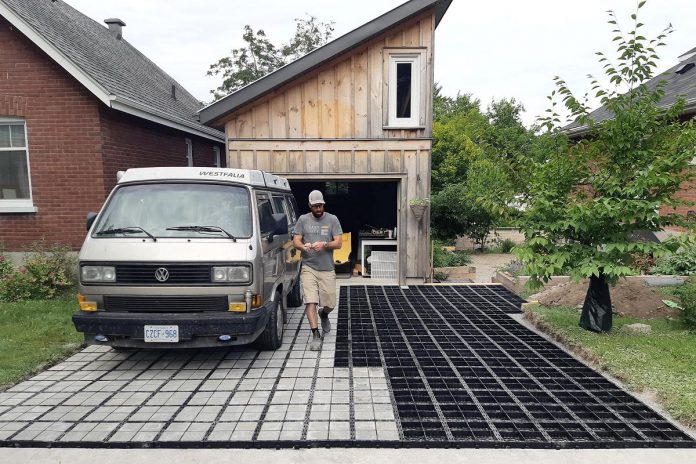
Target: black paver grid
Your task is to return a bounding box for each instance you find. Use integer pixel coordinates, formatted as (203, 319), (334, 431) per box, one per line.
(0, 284), (693, 449)
(336, 285), (694, 448)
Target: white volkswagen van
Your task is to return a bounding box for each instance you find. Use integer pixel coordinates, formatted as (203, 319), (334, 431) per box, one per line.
(72, 167), (302, 350)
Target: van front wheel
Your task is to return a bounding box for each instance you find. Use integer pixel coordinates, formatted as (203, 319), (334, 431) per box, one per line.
(256, 293), (284, 350)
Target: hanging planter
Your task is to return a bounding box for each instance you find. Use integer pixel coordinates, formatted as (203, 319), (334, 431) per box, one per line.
(409, 198), (429, 223)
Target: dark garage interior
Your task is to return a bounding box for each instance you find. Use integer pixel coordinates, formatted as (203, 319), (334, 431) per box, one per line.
(290, 180), (399, 275)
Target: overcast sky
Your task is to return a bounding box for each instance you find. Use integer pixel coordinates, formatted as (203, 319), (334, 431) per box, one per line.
(64, 0), (696, 127)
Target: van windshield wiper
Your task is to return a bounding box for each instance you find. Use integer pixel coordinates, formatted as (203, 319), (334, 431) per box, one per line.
(166, 225), (237, 242)
(96, 227), (157, 242)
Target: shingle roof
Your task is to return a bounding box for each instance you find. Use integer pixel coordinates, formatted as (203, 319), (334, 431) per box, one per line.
(199, 0), (453, 126)
(564, 50), (696, 136)
(0, 0), (224, 141)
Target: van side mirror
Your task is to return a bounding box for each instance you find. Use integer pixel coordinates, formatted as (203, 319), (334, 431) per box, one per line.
(86, 212), (98, 231)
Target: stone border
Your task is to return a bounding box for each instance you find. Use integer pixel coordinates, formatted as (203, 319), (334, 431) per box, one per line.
(493, 271), (686, 295)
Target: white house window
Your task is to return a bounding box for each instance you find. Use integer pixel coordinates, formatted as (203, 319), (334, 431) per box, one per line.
(185, 138), (193, 166)
(0, 118), (36, 213)
(213, 146), (221, 167)
(388, 54), (421, 127)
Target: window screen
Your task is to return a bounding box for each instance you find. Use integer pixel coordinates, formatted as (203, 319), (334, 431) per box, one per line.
(0, 122), (31, 201)
(396, 62), (412, 118)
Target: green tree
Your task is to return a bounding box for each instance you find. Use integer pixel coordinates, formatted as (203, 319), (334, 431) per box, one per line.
(432, 156), (512, 249)
(208, 16), (334, 99)
(514, 1), (696, 332)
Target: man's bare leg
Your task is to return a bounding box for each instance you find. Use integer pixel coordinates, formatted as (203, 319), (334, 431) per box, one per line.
(306, 303), (319, 329)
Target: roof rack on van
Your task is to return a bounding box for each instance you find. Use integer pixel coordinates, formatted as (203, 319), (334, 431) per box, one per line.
(116, 167), (291, 191)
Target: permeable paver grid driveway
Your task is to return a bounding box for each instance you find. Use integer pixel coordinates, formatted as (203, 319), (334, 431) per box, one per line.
(0, 285), (693, 449)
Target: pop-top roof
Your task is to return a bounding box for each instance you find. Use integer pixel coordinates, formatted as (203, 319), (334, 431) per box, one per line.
(117, 167), (291, 191)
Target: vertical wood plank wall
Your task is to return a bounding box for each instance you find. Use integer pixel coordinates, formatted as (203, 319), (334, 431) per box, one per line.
(224, 14), (434, 141)
(222, 13), (436, 281)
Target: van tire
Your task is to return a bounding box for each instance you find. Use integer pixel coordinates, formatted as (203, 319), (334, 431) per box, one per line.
(287, 277), (303, 308)
(257, 293), (284, 350)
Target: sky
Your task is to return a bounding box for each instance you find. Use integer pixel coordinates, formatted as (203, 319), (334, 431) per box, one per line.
(63, 0), (696, 127)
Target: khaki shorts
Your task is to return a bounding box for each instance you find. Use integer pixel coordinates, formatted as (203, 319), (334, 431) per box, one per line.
(301, 265), (337, 309)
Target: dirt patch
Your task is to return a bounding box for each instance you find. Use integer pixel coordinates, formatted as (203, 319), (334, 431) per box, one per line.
(530, 279), (679, 319)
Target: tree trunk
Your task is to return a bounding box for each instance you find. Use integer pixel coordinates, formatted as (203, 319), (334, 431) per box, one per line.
(579, 273), (613, 332)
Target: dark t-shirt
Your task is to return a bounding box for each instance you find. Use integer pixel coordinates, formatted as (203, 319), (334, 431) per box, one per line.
(293, 212), (343, 271)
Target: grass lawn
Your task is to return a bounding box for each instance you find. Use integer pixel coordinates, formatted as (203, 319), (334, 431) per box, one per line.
(0, 297), (83, 389)
(528, 305), (696, 428)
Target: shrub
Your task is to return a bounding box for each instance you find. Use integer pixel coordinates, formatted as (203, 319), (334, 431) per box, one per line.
(0, 241), (76, 302)
(433, 244), (472, 268)
(673, 278), (696, 330)
(497, 259), (525, 277)
(493, 238), (516, 254)
(0, 254), (13, 280)
(651, 244), (696, 276)
(0, 269), (34, 302)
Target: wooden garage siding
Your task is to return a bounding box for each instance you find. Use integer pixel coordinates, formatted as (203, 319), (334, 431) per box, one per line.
(223, 13), (435, 141)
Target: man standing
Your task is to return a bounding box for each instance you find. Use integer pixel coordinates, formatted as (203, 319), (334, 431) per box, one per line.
(292, 190), (343, 351)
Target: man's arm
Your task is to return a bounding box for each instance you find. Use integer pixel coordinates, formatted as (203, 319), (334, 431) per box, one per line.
(293, 234), (310, 252)
(323, 234), (343, 250)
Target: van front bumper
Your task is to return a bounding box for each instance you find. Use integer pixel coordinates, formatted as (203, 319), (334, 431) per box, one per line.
(72, 307), (270, 349)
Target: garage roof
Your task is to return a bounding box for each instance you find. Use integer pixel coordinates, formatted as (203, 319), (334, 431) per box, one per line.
(199, 0), (453, 126)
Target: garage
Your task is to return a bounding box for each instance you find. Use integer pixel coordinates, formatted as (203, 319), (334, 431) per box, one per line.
(290, 180), (400, 279)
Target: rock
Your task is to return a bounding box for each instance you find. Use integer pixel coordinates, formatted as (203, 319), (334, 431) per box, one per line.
(620, 323), (652, 335)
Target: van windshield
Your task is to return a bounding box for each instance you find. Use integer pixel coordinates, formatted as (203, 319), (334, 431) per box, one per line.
(94, 183), (252, 239)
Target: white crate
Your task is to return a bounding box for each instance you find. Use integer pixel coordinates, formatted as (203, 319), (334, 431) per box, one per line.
(367, 251), (397, 279)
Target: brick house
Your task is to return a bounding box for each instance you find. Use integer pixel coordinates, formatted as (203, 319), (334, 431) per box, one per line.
(0, 0), (225, 252)
(565, 45), (696, 232)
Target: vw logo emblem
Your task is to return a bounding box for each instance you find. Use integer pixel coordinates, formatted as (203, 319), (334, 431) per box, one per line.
(154, 267), (170, 282)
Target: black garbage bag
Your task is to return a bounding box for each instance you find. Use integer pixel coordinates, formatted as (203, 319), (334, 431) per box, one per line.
(579, 273), (613, 332)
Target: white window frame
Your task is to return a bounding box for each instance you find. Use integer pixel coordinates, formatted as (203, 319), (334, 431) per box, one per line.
(185, 138), (193, 167)
(213, 146), (221, 168)
(387, 54), (421, 128)
(0, 118), (36, 213)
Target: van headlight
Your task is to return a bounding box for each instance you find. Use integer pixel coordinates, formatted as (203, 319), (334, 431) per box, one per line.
(81, 266), (116, 283)
(212, 266), (250, 283)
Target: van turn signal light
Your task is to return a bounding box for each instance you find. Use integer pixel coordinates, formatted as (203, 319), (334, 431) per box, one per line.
(78, 294), (97, 312)
(228, 302), (246, 312)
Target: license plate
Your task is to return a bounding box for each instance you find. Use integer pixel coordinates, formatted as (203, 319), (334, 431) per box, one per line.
(144, 325), (179, 343)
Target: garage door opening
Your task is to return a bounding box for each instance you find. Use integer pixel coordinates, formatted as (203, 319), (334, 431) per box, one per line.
(291, 180), (399, 279)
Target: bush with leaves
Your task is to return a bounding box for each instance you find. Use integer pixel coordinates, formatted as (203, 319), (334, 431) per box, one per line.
(0, 253), (12, 280)
(0, 241), (76, 302)
(650, 242), (696, 276)
(514, 2), (696, 332)
(433, 244), (472, 268)
(672, 279), (696, 330)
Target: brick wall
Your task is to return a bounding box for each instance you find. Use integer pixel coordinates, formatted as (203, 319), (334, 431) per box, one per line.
(0, 17), (225, 251)
(661, 173), (696, 232)
(99, 109), (225, 195)
(0, 16), (106, 250)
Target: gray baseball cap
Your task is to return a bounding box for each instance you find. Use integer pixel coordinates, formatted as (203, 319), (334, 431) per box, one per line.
(308, 190), (325, 205)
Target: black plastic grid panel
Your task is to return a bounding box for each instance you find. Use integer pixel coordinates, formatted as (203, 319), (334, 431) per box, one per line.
(0, 284), (693, 449)
(335, 285), (694, 447)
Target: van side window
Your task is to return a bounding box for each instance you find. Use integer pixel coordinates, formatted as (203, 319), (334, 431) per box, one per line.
(257, 195), (275, 235)
(284, 196), (297, 223)
(272, 196), (287, 218)
(288, 196), (299, 221)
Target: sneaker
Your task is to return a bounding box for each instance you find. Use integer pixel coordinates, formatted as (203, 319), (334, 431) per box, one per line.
(309, 331), (322, 351)
(319, 310), (331, 334)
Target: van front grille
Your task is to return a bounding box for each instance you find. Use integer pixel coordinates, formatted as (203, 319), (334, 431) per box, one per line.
(104, 296), (228, 312)
(116, 264), (212, 285)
